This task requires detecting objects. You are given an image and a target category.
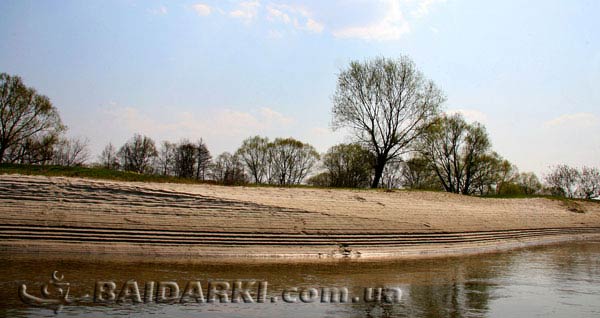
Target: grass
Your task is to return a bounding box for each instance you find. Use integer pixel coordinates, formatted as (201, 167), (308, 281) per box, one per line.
(0, 163), (212, 185)
(483, 192), (599, 213)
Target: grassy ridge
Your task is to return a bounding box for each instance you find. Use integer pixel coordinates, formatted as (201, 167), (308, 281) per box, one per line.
(0, 163), (209, 185)
(1, 164), (598, 207)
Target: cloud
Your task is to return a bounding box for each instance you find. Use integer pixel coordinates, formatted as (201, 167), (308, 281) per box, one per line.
(229, 1), (260, 22)
(543, 112), (600, 128)
(266, 4), (324, 33)
(190, 1), (441, 40)
(267, 6), (291, 24)
(305, 18), (324, 33)
(332, 0), (410, 41)
(258, 107), (294, 125)
(446, 109), (488, 124)
(332, 0), (445, 41)
(192, 3), (211, 16)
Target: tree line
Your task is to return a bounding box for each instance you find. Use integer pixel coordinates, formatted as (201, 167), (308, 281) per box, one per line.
(1, 59), (599, 199)
(97, 134), (319, 186)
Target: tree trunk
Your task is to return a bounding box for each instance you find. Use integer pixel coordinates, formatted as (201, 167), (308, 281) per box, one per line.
(371, 157), (386, 188)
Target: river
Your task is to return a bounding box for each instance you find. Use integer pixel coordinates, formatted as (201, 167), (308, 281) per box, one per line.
(1, 239), (599, 317)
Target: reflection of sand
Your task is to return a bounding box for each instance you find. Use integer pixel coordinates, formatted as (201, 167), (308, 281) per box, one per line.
(1, 174), (599, 261)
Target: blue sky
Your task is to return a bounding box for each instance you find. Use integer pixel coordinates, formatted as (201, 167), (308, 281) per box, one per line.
(1, 0), (599, 176)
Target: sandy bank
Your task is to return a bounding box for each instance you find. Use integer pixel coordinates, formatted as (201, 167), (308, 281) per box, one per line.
(1, 174), (599, 261)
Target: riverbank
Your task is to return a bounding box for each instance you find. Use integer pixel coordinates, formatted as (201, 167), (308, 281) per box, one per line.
(1, 174), (599, 262)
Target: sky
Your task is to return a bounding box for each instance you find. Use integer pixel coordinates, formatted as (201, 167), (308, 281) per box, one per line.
(1, 0), (599, 177)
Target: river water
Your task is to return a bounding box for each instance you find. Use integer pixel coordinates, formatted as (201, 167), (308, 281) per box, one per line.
(1, 240), (599, 317)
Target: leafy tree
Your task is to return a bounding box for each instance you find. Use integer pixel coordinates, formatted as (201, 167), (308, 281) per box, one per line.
(306, 172), (331, 187)
(268, 137), (320, 186)
(470, 152), (508, 196)
(118, 134), (157, 173)
(236, 136), (270, 184)
(5, 134), (58, 164)
(321, 143), (374, 188)
(494, 159), (519, 194)
(0, 73), (65, 163)
(418, 113), (493, 195)
(332, 56), (444, 188)
(174, 140), (196, 178)
(400, 156), (440, 190)
(516, 172), (542, 195)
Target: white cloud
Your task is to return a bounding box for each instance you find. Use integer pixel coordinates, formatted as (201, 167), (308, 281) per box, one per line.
(332, 0), (445, 41)
(446, 109), (488, 124)
(192, 3), (211, 16)
(229, 1), (260, 22)
(258, 107), (294, 125)
(332, 0), (410, 41)
(189, 1), (442, 39)
(267, 6), (291, 24)
(543, 112), (599, 128)
(305, 18), (324, 33)
(266, 4), (324, 33)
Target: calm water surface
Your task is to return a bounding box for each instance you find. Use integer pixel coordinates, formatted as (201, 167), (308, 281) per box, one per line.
(1, 240), (599, 317)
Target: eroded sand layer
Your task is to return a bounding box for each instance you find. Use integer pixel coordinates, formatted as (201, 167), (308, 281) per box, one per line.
(1, 174), (599, 261)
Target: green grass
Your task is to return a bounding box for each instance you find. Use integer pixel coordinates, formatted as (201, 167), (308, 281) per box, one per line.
(483, 192), (598, 202)
(0, 163), (212, 185)
(483, 192), (599, 214)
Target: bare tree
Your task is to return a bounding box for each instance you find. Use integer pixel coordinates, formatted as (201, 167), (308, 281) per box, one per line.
(332, 56), (444, 188)
(544, 164), (580, 198)
(195, 139), (211, 181)
(156, 141), (176, 176)
(174, 140), (196, 178)
(117, 134), (157, 173)
(577, 166), (600, 199)
(52, 137), (90, 166)
(99, 143), (119, 170)
(236, 136), (269, 184)
(0, 73), (65, 163)
(211, 152), (246, 185)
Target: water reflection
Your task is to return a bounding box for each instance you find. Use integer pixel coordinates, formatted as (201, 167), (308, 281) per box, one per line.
(1, 240), (599, 317)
